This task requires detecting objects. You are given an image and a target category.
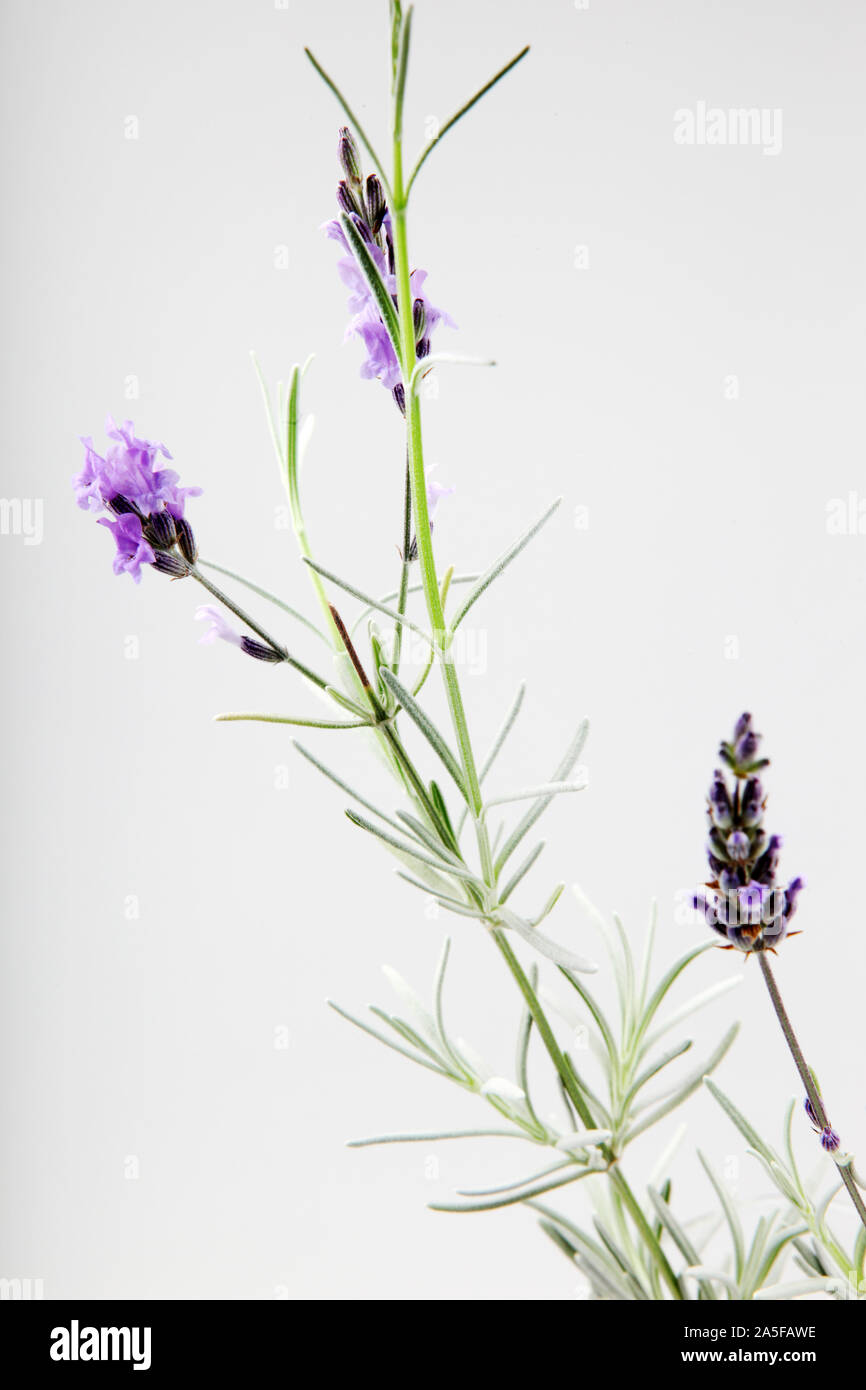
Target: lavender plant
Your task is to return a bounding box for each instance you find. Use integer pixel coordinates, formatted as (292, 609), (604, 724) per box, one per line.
(73, 4), (865, 1301)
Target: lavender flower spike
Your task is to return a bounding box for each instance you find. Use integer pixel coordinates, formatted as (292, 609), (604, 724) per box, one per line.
(73, 418), (201, 581)
(324, 127), (454, 400)
(693, 713), (803, 952)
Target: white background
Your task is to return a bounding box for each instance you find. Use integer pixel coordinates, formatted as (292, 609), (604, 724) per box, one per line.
(2, 0), (865, 1299)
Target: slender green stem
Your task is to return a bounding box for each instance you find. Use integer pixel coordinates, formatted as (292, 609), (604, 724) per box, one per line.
(492, 930), (684, 1299)
(391, 101), (495, 888)
(392, 457), (412, 675)
(757, 952), (866, 1233)
(189, 565), (329, 691)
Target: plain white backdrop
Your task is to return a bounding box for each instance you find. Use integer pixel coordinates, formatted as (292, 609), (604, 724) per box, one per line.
(3, 0), (865, 1298)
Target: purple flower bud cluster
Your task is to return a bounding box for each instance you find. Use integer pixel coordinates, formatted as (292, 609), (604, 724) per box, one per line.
(324, 127), (454, 403)
(693, 714), (804, 952)
(73, 418), (201, 582)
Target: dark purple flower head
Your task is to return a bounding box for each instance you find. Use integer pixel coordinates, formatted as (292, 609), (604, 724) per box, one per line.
(323, 128), (454, 397)
(695, 715), (802, 952)
(74, 418), (201, 581)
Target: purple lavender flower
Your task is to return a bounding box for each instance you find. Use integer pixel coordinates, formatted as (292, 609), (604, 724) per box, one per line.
(96, 513), (155, 584)
(324, 128), (454, 398)
(74, 418), (201, 580)
(195, 606), (243, 647)
(693, 715), (803, 952)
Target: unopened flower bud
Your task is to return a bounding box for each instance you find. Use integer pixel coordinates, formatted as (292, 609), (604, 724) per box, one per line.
(107, 493), (143, 518)
(151, 552), (188, 577)
(240, 635), (284, 663)
(337, 179), (363, 220)
(740, 777), (764, 826)
(365, 174), (387, 233)
(175, 517), (198, 564)
(820, 1127), (841, 1152)
(143, 509), (177, 549)
(338, 126), (362, 186)
(709, 775), (732, 828)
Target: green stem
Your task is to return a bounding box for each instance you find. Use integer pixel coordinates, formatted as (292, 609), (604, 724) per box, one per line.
(757, 952), (866, 1233)
(492, 930), (684, 1300)
(391, 114), (494, 888)
(392, 456), (412, 675)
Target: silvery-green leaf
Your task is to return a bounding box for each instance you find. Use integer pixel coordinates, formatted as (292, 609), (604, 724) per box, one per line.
(555, 1130), (613, 1154)
(347, 1128), (536, 1148)
(498, 911), (598, 974)
(379, 668), (467, 798)
(621, 1039), (692, 1111)
(499, 840), (546, 905)
(303, 47), (391, 191)
(592, 1219), (652, 1300)
(495, 719), (589, 874)
(381, 964), (442, 1053)
(629, 943), (715, 1055)
(648, 1188), (712, 1297)
(456, 682), (527, 841)
(480, 1076), (526, 1103)
(753, 1276), (849, 1300)
(345, 809), (478, 881)
(430, 1163), (595, 1214)
(557, 970), (617, 1067)
(327, 1000), (449, 1077)
(303, 557), (432, 643)
(648, 1122), (688, 1189)
(485, 778), (587, 810)
(450, 498), (562, 633)
(683, 1266), (741, 1298)
(405, 45), (530, 195)
(643, 975), (743, 1053)
(198, 558), (328, 644)
(697, 1149), (745, 1282)
(704, 1079), (780, 1166)
(457, 1159), (573, 1198)
(625, 1024), (739, 1143)
(395, 868), (466, 903)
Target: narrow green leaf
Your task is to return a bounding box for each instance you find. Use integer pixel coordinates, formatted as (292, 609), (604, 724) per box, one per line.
(199, 559), (328, 644)
(405, 45), (530, 195)
(450, 498), (562, 633)
(628, 942), (715, 1056)
(485, 778), (587, 810)
(345, 808), (478, 880)
(347, 1128), (529, 1147)
(497, 912), (597, 975)
(430, 1162), (594, 1213)
(303, 557), (432, 643)
(648, 1188), (713, 1298)
(494, 718), (589, 874)
(704, 1079), (778, 1166)
(697, 1149), (745, 1282)
(379, 668), (468, 798)
(621, 1039), (693, 1111)
(292, 740), (407, 834)
(327, 1000), (450, 1076)
(215, 712), (367, 729)
(304, 47), (391, 192)
(499, 840), (546, 905)
(558, 969), (618, 1068)
(457, 1159), (574, 1198)
(624, 1024), (739, 1143)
